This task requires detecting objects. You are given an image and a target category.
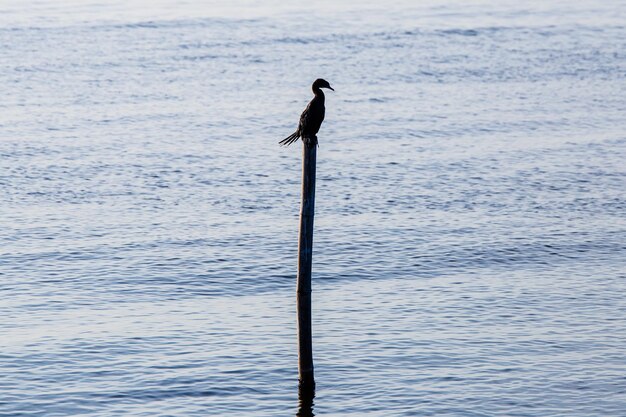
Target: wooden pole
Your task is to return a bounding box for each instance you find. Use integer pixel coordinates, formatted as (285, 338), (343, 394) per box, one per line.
(297, 137), (317, 394)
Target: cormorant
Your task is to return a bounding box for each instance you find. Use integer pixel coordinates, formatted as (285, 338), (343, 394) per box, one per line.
(279, 78), (334, 147)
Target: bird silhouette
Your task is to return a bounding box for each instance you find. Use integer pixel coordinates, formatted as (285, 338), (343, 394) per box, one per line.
(280, 79), (334, 147)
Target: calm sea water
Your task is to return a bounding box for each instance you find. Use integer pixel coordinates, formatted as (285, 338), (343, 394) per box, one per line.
(1, 1), (626, 416)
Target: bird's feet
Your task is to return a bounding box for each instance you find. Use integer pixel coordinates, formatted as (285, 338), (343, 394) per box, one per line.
(303, 135), (318, 148)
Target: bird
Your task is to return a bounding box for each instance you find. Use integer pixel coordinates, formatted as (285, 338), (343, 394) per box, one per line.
(280, 78), (334, 147)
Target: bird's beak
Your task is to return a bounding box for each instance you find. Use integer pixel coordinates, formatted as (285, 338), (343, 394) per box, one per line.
(328, 86), (334, 91)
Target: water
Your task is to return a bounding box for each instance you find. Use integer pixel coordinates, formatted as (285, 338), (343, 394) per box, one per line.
(1, 1), (626, 415)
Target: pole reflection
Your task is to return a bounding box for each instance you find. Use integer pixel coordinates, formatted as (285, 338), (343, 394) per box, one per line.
(296, 386), (315, 417)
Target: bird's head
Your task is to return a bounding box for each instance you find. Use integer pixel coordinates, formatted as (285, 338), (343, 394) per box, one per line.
(313, 78), (334, 91)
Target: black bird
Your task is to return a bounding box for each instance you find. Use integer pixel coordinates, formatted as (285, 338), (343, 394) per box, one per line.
(280, 78), (334, 147)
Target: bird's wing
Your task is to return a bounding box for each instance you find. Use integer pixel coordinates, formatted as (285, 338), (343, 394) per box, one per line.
(298, 103), (312, 136)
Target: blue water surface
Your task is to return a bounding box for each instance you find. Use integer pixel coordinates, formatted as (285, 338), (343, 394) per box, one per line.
(1, 1), (625, 416)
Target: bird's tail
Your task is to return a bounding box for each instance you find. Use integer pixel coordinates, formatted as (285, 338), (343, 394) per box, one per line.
(279, 132), (299, 147)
